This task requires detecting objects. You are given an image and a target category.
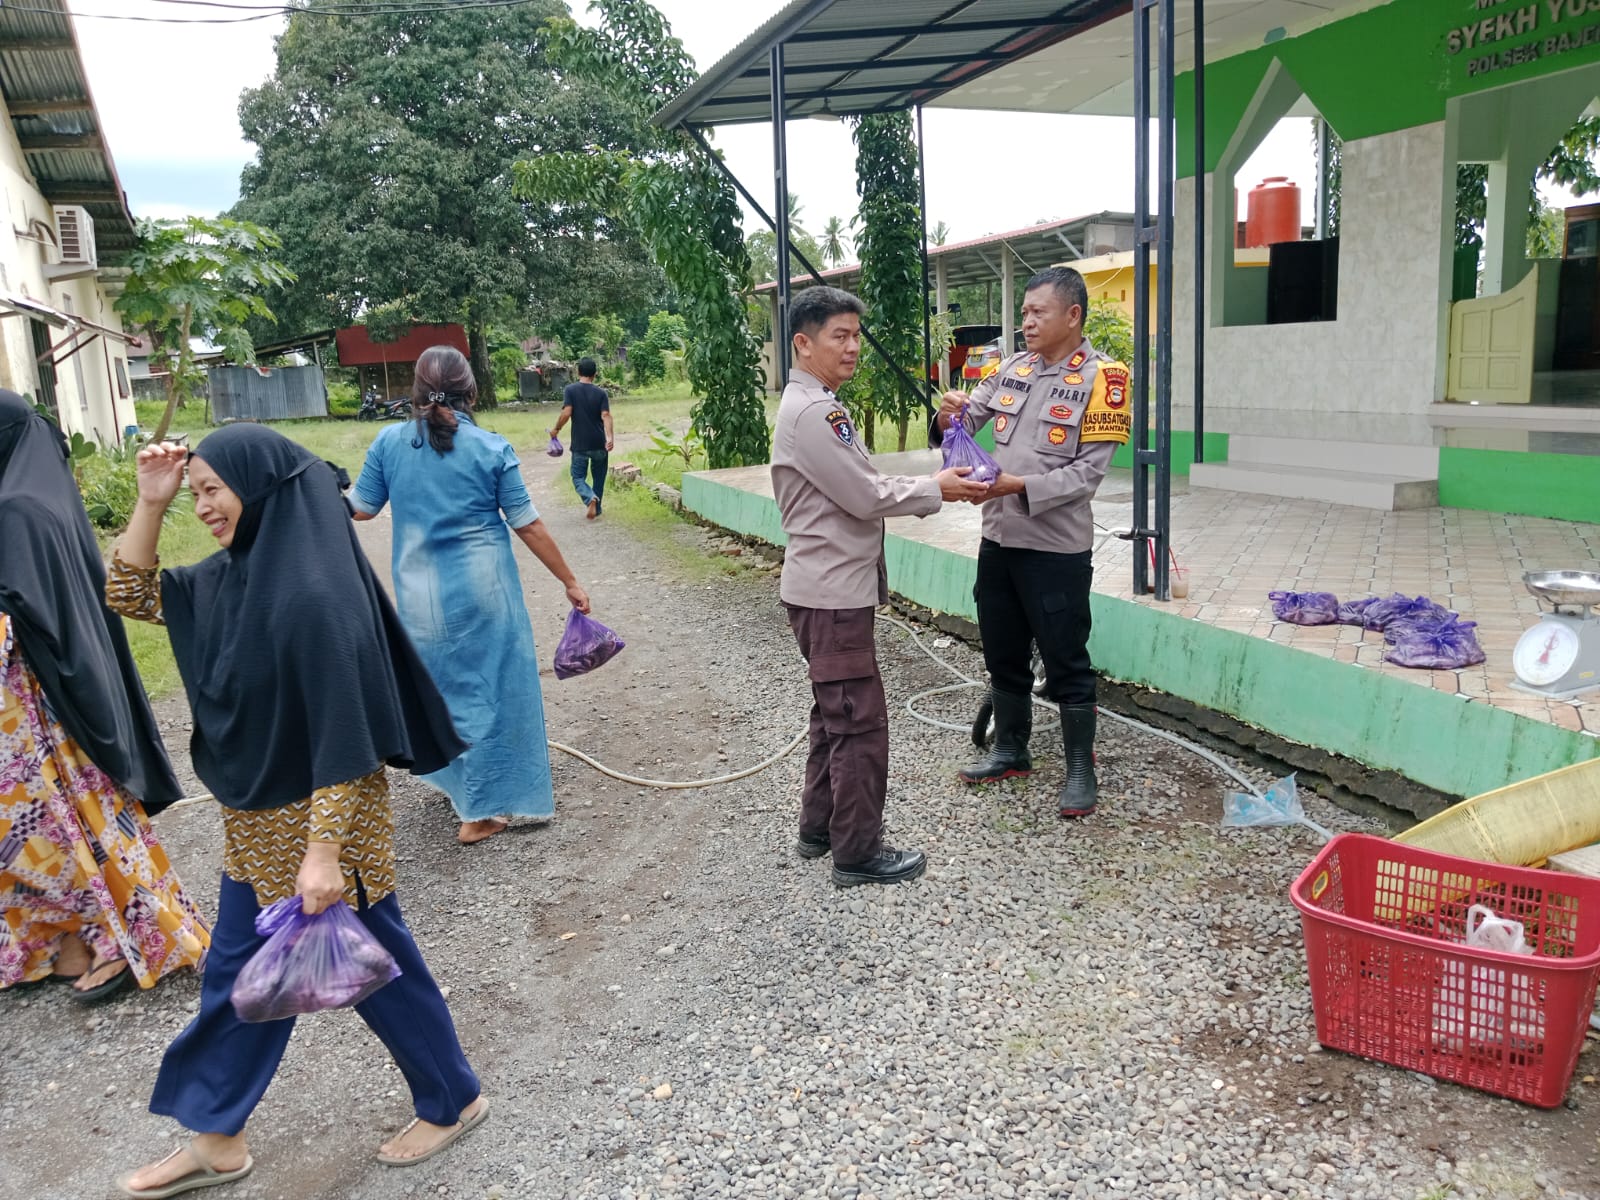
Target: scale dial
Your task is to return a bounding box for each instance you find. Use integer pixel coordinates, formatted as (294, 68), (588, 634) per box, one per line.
(1513, 619), (1581, 687)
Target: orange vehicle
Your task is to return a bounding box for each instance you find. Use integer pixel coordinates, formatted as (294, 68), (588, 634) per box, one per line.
(963, 339), (1006, 382)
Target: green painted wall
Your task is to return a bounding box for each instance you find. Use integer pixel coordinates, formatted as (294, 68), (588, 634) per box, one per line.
(1438, 447), (1600, 523)
(1110, 432), (1230, 476)
(1178, 1), (1600, 177)
(682, 473), (1600, 797)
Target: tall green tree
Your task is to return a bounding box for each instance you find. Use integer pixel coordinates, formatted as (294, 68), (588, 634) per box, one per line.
(514, 1), (768, 468)
(820, 215), (851, 265)
(848, 112), (926, 452)
(230, 0), (662, 406)
(929, 219), (950, 247)
(115, 216), (293, 441)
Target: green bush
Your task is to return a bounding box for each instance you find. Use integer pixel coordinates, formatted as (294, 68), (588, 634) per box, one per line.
(1083, 304), (1135, 371)
(327, 380), (360, 416)
(491, 345), (526, 398)
(75, 446), (141, 531)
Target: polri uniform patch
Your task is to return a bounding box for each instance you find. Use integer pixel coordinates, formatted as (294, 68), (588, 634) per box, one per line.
(825, 408), (854, 446)
(1079, 364), (1132, 444)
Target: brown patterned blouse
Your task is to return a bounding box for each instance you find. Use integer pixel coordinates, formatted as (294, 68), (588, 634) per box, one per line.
(105, 552), (398, 907)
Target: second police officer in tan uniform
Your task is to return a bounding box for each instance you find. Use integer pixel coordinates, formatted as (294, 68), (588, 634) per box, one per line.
(936, 267), (1131, 818)
(772, 287), (990, 887)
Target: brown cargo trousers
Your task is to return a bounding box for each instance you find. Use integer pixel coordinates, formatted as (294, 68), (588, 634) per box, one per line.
(784, 605), (889, 867)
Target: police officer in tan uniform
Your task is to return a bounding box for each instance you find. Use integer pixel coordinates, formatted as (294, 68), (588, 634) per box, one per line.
(773, 286), (990, 887)
(935, 267), (1131, 818)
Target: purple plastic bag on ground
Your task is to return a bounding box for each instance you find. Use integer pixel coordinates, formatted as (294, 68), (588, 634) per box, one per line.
(547, 436), (564, 458)
(1360, 593), (1449, 632)
(1335, 596), (1378, 625)
(553, 608), (626, 680)
(1383, 614), (1486, 670)
(939, 409), (1000, 485)
(1268, 590), (1340, 625)
(231, 897), (400, 1023)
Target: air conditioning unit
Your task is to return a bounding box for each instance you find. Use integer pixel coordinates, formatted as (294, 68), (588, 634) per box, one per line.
(53, 205), (96, 268)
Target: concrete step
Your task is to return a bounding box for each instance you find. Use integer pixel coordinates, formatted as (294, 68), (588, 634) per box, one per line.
(1227, 434), (1439, 479)
(1189, 461), (1439, 511)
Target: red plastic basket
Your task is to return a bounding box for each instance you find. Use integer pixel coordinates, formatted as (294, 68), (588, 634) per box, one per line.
(1290, 833), (1600, 1108)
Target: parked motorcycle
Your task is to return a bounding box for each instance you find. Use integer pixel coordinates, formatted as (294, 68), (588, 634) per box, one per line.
(357, 389), (412, 421)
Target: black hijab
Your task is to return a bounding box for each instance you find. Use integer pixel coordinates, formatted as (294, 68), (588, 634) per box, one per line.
(161, 424), (466, 812)
(0, 391), (184, 814)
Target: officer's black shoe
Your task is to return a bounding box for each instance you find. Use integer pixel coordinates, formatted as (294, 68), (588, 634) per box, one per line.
(831, 847), (927, 888)
(1058, 704), (1099, 818)
(796, 831), (831, 859)
(958, 689), (1034, 784)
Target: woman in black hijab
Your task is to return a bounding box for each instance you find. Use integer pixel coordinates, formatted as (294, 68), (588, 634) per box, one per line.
(0, 389), (207, 1001)
(110, 426), (484, 1199)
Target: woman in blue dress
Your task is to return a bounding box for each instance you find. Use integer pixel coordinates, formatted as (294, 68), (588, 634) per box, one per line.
(352, 346), (590, 845)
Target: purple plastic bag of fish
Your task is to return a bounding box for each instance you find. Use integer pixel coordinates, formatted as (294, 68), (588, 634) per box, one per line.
(231, 897), (400, 1023)
(553, 607), (626, 680)
(1383, 614), (1486, 670)
(1335, 596), (1378, 626)
(1268, 590), (1340, 626)
(940, 408), (1001, 486)
(1360, 593), (1449, 633)
(547, 436), (564, 458)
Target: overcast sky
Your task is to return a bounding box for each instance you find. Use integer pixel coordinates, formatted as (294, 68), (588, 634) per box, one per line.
(67, 0), (1568, 248)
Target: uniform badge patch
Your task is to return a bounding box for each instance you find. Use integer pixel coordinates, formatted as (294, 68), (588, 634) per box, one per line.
(1027, 353), (1040, 363)
(998, 393), (1016, 406)
(994, 414), (1010, 434)
(1066, 350), (1087, 370)
(1014, 366), (1033, 377)
(824, 408), (854, 445)
(1048, 404), (1074, 420)
(1048, 425), (1069, 445)
(1063, 372), (1083, 385)
(1101, 365), (1129, 410)
(1079, 363), (1132, 445)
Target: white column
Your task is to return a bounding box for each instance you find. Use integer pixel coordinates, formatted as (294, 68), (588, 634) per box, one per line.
(1482, 141), (1542, 296)
(1000, 245), (1015, 354)
(935, 256), (949, 388)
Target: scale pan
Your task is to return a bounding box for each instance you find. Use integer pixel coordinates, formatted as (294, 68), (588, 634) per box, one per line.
(1523, 569), (1600, 607)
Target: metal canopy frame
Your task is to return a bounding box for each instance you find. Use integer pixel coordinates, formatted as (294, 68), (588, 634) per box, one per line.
(655, 0), (1204, 602)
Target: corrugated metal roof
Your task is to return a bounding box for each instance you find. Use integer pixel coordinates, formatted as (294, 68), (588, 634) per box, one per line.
(652, 0), (1129, 128)
(0, 0), (137, 256)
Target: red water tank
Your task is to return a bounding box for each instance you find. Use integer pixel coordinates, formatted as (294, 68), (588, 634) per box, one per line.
(1244, 177), (1301, 248)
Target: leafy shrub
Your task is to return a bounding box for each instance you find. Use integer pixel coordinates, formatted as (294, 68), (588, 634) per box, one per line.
(1083, 304), (1135, 371)
(75, 446), (141, 530)
(491, 345), (527, 398)
(327, 380), (360, 416)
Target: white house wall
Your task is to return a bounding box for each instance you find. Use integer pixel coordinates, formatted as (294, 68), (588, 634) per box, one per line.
(0, 109), (130, 445)
(1173, 122), (1451, 439)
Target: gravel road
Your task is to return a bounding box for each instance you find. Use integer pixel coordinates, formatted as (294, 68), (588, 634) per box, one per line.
(2, 433), (1596, 1200)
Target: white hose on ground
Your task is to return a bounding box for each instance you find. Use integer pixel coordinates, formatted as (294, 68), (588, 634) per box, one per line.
(160, 607), (1267, 809)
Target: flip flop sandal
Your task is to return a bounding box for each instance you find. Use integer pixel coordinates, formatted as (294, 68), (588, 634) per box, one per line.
(377, 1098), (490, 1167)
(70, 959), (134, 1005)
(117, 1141), (254, 1199)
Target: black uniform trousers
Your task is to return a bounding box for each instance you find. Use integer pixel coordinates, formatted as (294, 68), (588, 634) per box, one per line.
(784, 605), (889, 867)
(975, 538), (1096, 705)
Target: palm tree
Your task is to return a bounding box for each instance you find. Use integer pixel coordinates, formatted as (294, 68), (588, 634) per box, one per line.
(930, 220), (950, 246)
(820, 215), (850, 266)
(786, 192), (810, 241)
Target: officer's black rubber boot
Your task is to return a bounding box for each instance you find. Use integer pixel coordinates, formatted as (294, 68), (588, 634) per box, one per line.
(1058, 704), (1099, 818)
(796, 831), (831, 859)
(832, 847), (927, 888)
(958, 689), (1034, 784)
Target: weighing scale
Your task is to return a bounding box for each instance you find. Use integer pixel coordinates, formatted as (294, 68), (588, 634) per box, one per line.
(1511, 570), (1600, 699)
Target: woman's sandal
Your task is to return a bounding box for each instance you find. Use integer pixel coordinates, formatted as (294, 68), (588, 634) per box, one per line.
(376, 1098), (490, 1167)
(70, 956), (133, 1004)
(116, 1140), (254, 1199)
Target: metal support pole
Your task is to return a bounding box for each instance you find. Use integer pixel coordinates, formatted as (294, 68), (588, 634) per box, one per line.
(1314, 118), (1331, 241)
(1154, 0), (1175, 600)
(1131, 0), (1151, 599)
(770, 43), (792, 382)
(935, 256), (949, 388)
(917, 105), (933, 395)
(1000, 247), (1015, 354)
(1192, 0), (1206, 466)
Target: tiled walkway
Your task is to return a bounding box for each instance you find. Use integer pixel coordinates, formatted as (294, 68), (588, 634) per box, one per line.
(698, 451), (1600, 737)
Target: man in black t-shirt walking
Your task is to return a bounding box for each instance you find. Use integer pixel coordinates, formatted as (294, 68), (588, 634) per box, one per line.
(550, 358), (614, 519)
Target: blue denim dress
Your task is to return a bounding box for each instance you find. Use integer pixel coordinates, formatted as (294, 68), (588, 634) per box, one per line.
(351, 415), (553, 820)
